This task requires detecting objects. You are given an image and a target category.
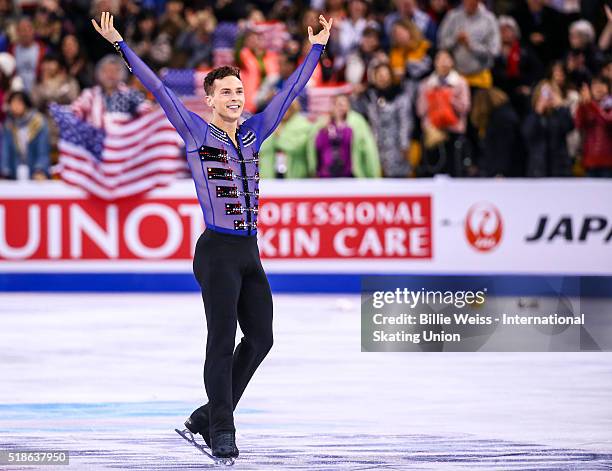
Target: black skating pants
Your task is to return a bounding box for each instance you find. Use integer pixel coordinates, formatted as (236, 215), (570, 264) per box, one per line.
(191, 228), (274, 437)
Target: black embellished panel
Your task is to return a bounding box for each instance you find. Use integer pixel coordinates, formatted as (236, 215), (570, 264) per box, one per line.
(240, 150), (259, 163)
(237, 172), (259, 182)
(234, 219), (258, 230)
(216, 185), (238, 198)
(199, 145), (228, 163)
(225, 204), (259, 215)
(207, 167), (233, 181)
(225, 203), (243, 215)
(239, 189), (259, 197)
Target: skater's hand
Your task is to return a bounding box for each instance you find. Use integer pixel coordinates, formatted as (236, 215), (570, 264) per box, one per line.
(92, 11), (123, 44)
(308, 15), (333, 46)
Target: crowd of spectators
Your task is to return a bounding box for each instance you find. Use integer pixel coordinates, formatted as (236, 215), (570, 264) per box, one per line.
(0, 0), (611, 181)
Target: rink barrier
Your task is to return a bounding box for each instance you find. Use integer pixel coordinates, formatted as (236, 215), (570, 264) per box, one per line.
(1, 179), (611, 292)
(0, 273), (611, 296)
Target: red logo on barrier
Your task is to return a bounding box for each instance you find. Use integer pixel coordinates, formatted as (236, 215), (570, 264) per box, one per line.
(465, 202), (503, 252)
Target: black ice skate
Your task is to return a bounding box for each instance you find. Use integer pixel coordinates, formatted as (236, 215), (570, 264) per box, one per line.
(211, 431), (239, 459)
(174, 427), (235, 466)
(184, 415), (211, 448)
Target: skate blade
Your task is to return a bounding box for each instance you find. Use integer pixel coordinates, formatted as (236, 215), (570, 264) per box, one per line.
(175, 428), (235, 466)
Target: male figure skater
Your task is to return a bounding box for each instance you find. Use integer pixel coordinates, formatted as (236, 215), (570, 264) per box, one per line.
(92, 11), (332, 459)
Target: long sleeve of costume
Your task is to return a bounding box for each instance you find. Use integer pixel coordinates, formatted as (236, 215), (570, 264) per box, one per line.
(116, 40), (199, 150)
(245, 43), (324, 143)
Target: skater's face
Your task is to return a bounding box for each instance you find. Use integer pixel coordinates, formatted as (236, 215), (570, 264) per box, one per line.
(206, 75), (244, 122)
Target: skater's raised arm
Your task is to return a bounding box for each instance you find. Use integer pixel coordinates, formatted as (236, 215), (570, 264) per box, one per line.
(245, 15), (333, 143)
(92, 12), (198, 150)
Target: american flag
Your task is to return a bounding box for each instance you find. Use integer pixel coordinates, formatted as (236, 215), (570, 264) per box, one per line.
(161, 68), (211, 119)
(306, 83), (355, 118)
(50, 103), (188, 200)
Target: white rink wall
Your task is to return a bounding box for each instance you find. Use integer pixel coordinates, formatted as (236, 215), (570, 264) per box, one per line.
(0, 178), (611, 293)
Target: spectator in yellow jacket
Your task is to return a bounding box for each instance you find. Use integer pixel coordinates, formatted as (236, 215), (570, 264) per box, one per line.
(389, 19), (432, 83)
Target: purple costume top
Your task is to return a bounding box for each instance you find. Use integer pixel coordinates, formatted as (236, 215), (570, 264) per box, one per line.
(116, 40), (324, 236)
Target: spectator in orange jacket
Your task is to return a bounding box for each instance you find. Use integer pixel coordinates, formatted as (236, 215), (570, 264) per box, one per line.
(575, 76), (612, 178)
(238, 28), (280, 113)
(416, 50), (471, 176)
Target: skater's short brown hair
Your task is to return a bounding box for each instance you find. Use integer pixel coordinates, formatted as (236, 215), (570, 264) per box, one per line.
(203, 66), (242, 96)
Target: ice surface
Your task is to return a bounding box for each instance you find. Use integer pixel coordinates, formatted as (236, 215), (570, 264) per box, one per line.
(0, 293), (610, 469)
